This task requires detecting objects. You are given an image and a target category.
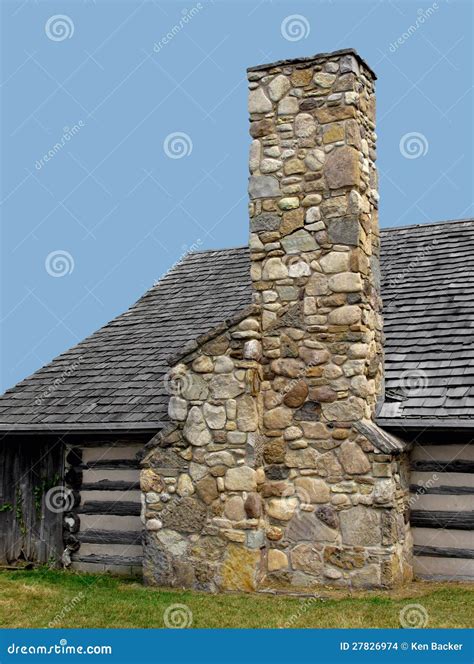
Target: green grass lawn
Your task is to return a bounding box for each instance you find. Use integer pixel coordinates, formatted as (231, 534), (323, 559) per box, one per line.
(0, 569), (472, 629)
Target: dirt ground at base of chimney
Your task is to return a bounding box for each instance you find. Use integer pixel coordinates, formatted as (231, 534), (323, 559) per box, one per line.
(0, 568), (472, 628)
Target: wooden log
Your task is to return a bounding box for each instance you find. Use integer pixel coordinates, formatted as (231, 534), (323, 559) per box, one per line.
(81, 480), (140, 492)
(78, 460), (140, 470)
(410, 484), (474, 495)
(71, 554), (143, 566)
(410, 510), (474, 530)
(78, 530), (143, 545)
(411, 460), (474, 473)
(78, 501), (141, 516)
(414, 545), (474, 560)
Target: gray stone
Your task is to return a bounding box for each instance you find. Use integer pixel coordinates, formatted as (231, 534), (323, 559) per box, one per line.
(268, 74), (291, 101)
(249, 139), (261, 173)
(225, 495), (246, 520)
(209, 374), (245, 399)
(214, 356), (234, 374)
(295, 113), (315, 138)
(291, 543), (323, 575)
(207, 451), (235, 467)
(203, 403), (226, 429)
(329, 272), (363, 293)
(183, 407), (212, 447)
(161, 497), (207, 534)
(286, 512), (338, 543)
(156, 529), (188, 557)
(249, 175), (280, 199)
(250, 212), (280, 232)
(248, 86), (272, 113)
(236, 394), (258, 432)
(278, 95), (299, 115)
(168, 396), (188, 421)
(322, 396), (365, 422)
(260, 158), (282, 173)
(281, 230), (318, 254)
(326, 218), (360, 245)
(340, 506), (381, 546)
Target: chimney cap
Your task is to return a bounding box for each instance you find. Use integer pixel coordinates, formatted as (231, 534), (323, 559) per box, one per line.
(247, 47), (376, 80)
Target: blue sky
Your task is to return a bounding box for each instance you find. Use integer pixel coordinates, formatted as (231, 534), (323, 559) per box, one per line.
(1, 0), (472, 392)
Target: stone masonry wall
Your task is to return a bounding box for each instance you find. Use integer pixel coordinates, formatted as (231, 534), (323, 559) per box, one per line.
(141, 49), (412, 593)
(246, 49), (412, 589)
(141, 307), (267, 592)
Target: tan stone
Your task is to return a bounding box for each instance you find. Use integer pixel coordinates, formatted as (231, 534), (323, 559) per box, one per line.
(338, 441), (371, 474)
(225, 466), (257, 491)
(262, 257), (288, 280)
(291, 68), (313, 86)
(324, 146), (360, 189)
(284, 158), (305, 175)
(320, 251), (350, 274)
(285, 447), (320, 468)
(300, 421), (327, 439)
(220, 545), (260, 591)
(295, 477), (330, 503)
(267, 496), (298, 521)
(271, 358), (305, 378)
(192, 355), (214, 373)
(329, 272), (363, 293)
(177, 473), (194, 497)
(322, 397), (365, 422)
(327, 305), (361, 325)
(268, 549), (288, 571)
(140, 468), (163, 493)
(195, 475), (218, 505)
(264, 438), (285, 464)
(323, 123), (345, 143)
(236, 394), (258, 432)
(248, 86), (272, 114)
(264, 405), (293, 429)
(280, 208), (304, 236)
(225, 495), (246, 521)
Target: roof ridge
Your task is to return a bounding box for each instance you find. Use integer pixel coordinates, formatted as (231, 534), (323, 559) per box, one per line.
(380, 217), (474, 233)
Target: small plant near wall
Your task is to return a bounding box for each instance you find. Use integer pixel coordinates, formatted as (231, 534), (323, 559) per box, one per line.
(15, 487), (26, 535)
(33, 474), (60, 518)
(0, 503), (13, 513)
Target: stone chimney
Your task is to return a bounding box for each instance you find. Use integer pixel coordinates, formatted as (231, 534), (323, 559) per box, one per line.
(248, 49), (382, 428)
(247, 50), (410, 588)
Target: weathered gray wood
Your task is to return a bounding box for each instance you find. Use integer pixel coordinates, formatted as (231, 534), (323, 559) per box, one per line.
(81, 480), (140, 491)
(411, 460), (474, 473)
(414, 545), (474, 559)
(79, 459), (140, 470)
(410, 484), (474, 495)
(79, 529), (142, 545)
(410, 510), (474, 530)
(72, 554), (143, 566)
(78, 501), (141, 516)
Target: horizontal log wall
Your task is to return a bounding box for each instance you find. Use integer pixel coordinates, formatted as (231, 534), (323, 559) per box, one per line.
(65, 440), (145, 576)
(410, 439), (474, 581)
